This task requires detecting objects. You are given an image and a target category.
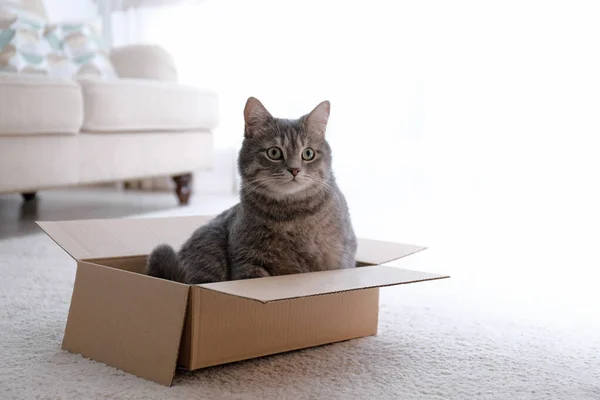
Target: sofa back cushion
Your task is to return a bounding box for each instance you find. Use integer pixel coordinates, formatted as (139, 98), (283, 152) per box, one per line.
(0, 3), (49, 74)
(45, 21), (117, 79)
(1, 1), (117, 79)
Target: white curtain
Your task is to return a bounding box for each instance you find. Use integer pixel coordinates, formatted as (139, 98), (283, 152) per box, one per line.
(111, 0), (600, 281)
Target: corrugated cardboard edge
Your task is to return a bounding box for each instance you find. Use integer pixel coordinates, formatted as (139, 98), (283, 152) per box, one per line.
(198, 267), (450, 304)
(36, 220), (82, 260)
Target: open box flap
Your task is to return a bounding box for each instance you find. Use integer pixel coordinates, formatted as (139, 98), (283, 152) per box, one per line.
(198, 265), (449, 303)
(356, 238), (426, 265)
(36, 215), (215, 260)
(62, 261), (190, 386)
(37, 215), (424, 263)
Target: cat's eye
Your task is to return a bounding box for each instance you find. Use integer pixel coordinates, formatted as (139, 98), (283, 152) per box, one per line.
(266, 146), (283, 160)
(302, 147), (315, 161)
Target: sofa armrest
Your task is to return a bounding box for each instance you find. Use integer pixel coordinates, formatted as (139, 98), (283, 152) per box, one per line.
(110, 45), (178, 82)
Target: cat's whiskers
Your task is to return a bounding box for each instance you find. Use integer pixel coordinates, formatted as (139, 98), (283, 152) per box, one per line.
(242, 185), (271, 200)
(270, 173), (288, 182)
(240, 177), (271, 190)
(240, 177), (277, 199)
(304, 174), (342, 205)
(240, 180), (270, 194)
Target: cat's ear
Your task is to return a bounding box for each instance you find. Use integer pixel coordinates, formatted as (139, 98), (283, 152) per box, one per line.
(304, 100), (331, 138)
(244, 97), (272, 139)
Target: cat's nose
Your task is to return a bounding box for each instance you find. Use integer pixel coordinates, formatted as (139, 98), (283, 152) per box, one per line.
(288, 168), (301, 177)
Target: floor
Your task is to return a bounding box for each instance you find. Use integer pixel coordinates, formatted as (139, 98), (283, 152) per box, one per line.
(0, 188), (238, 240)
(2, 186), (599, 319)
(0, 187), (599, 399)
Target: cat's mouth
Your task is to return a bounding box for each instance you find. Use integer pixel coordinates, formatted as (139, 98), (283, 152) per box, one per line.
(254, 174), (309, 196)
(269, 177), (308, 195)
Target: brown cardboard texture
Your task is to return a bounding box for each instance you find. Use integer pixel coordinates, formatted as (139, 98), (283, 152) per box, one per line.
(37, 216), (449, 386)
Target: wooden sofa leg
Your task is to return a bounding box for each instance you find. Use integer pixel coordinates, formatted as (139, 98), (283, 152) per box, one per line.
(172, 174), (192, 206)
(21, 192), (37, 202)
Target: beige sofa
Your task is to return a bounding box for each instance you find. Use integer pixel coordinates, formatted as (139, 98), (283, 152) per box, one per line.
(0, 5), (218, 205)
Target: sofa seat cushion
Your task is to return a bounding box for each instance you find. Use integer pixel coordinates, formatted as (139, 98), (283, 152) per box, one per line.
(0, 72), (83, 135)
(78, 78), (218, 133)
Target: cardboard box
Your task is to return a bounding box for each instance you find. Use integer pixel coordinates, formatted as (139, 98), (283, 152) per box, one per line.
(38, 215), (449, 386)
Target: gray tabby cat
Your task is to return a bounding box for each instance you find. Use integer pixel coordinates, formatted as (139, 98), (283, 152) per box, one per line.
(146, 97), (357, 284)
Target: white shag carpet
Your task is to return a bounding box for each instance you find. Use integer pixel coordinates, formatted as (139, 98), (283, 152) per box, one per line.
(1, 204), (599, 400)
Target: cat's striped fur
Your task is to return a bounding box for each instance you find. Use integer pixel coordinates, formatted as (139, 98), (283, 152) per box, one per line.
(146, 97), (357, 283)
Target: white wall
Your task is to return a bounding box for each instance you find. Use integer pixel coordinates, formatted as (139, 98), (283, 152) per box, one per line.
(42, 0), (97, 21)
(110, 0), (427, 196)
